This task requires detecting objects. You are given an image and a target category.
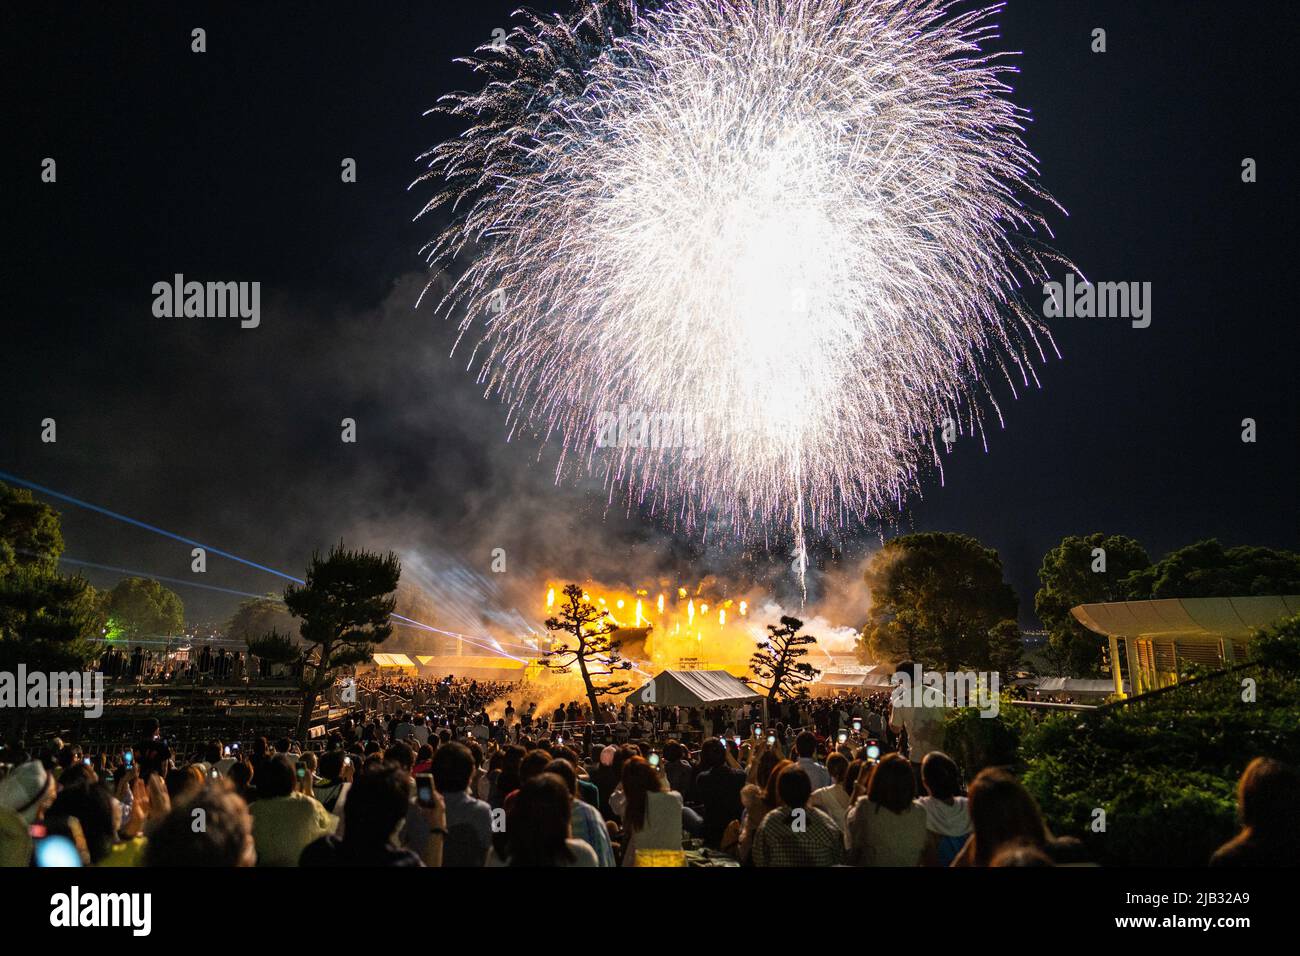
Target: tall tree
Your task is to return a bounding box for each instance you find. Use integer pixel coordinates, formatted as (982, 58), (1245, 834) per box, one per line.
(0, 482), (64, 579)
(0, 566), (105, 672)
(1035, 533), (1150, 677)
(859, 532), (1018, 671)
(105, 577), (185, 641)
(226, 595), (296, 647)
(283, 544), (401, 741)
(245, 630), (300, 679)
(1124, 539), (1300, 599)
(986, 619), (1024, 677)
(0, 566), (106, 737)
(0, 487), (103, 733)
(541, 583), (632, 718)
(749, 615), (821, 702)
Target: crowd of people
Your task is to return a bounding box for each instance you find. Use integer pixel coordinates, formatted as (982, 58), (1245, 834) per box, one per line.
(1, 664), (1296, 868)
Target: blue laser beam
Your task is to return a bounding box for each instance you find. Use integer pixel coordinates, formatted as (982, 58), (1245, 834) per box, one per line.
(0, 470), (305, 583)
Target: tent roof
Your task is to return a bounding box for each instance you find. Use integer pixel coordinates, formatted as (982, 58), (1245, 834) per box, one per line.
(372, 653), (415, 667)
(1072, 596), (1300, 640)
(816, 672), (868, 688)
(414, 655), (525, 670)
(630, 670), (761, 707)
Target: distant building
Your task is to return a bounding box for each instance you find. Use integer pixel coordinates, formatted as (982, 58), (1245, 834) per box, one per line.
(1071, 595), (1299, 698)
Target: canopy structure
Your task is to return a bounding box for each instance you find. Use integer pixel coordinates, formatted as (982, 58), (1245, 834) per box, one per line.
(809, 665), (894, 696)
(372, 653), (416, 669)
(414, 655), (528, 682)
(630, 669), (762, 708)
(1071, 595), (1299, 697)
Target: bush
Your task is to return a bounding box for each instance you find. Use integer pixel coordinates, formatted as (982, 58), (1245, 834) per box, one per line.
(941, 694), (1036, 779)
(1016, 628), (1300, 865)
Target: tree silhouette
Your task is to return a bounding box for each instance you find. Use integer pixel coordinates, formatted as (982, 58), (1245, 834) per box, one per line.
(282, 543), (401, 741)
(541, 583), (632, 719)
(749, 615), (821, 702)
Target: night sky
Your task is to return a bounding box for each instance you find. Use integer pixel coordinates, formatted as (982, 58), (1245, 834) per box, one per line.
(3, 1), (1297, 629)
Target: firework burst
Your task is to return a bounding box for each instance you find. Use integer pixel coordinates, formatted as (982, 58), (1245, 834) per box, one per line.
(415, 0), (1069, 578)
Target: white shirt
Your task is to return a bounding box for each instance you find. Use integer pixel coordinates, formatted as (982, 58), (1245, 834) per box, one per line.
(797, 757), (833, 791)
(809, 783), (852, 837)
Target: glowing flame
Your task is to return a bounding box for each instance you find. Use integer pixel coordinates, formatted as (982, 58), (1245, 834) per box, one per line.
(546, 587), (555, 609)
(657, 593), (665, 613)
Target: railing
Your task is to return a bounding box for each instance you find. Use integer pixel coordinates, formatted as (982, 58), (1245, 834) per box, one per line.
(1091, 660), (1259, 715)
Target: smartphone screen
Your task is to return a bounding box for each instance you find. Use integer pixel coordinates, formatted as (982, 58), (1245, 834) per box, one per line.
(296, 767), (306, 779)
(766, 735), (776, 745)
(34, 835), (82, 868)
(415, 774), (435, 807)
(123, 751), (133, 766)
(733, 736), (741, 746)
(866, 741), (881, 761)
(853, 719), (862, 732)
(838, 731), (848, 744)
(649, 753), (660, 768)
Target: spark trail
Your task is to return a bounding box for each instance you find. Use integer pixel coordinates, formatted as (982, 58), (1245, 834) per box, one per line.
(416, 0), (1069, 593)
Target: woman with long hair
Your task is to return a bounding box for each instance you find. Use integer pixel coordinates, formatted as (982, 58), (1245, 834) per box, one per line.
(734, 757), (791, 865)
(845, 754), (929, 866)
(951, 768), (1051, 867)
(619, 756), (684, 866)
(498, 772), (598, 867)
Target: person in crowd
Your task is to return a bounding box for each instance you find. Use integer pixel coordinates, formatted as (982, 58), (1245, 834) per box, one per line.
(0, 759), (56, 827)
(247, 754), (336, 866)
(165, 765), (205, 802)
(662, 740), (695, 795)
(48, 781), (147, 866)
(618, 756), (685, 866)
(313, 750), (352, 815)
(732, 757), (790, 864)
(793, 731), (832, 790)
(916, 751), (971, 867)
(1210, 757), (1300, 867)
(301, 764), (444, 867)
(545, 758), (615, 866)
(990, 842), (1056, 867)
(691, 738), (746, 850)
(425, 741), (493, 866)
(228, 758), (256, 802)
(808, 752), (852, 835)
(951, 767), (1055, 867)
(144, 781), (256, 867)
(754, 765), (843, 867)
(887, 660), (948, 787)
(492, 745), (526, 809)
(490, 772), (598, 867)
(846, 753), (929, 866)
(295, 751), (318, 798)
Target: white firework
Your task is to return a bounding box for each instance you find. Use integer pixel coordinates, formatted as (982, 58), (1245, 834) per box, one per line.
(415, 0), (1068, 571)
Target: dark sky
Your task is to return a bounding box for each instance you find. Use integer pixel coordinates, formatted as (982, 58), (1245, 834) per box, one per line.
(3, 1), (1297, 630)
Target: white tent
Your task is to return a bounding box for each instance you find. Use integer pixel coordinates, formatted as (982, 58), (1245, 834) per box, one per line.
(630, 670), (762, 708)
